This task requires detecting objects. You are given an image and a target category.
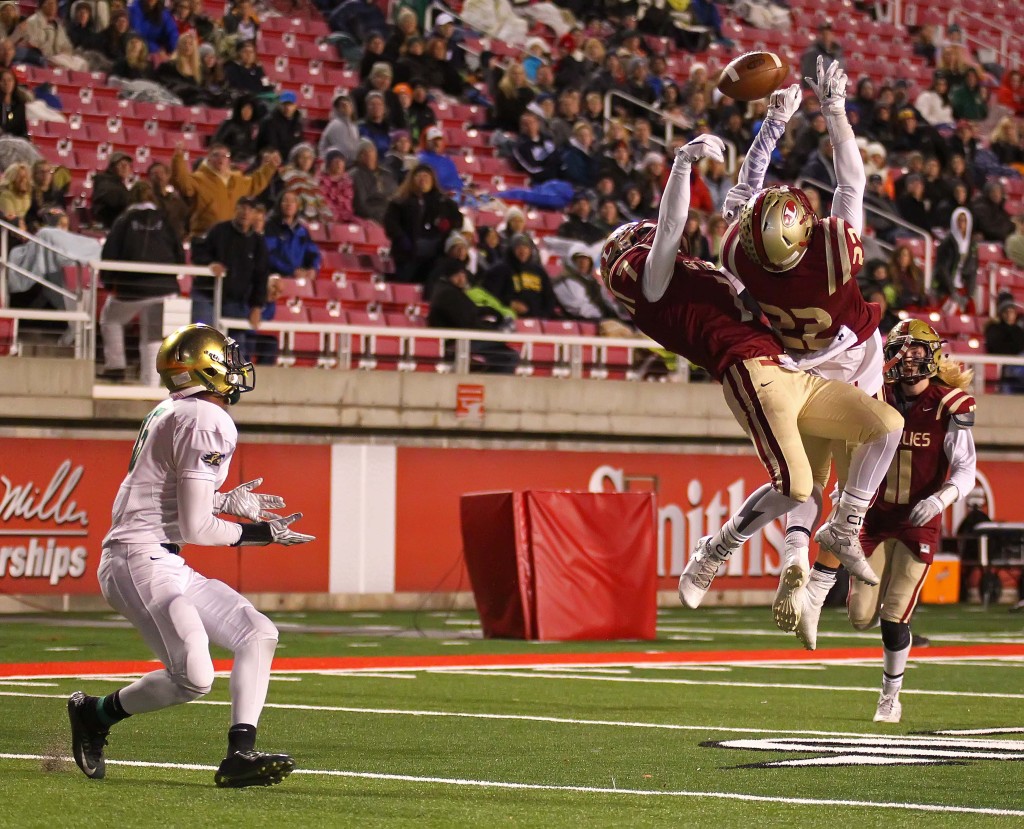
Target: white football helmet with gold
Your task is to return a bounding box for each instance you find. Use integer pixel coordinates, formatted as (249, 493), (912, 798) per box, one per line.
(156, 323), (255, 403)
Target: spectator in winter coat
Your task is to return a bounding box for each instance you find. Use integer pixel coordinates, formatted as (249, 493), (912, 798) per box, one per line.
(279, 142), (329, 222)
(0, 67), (27, 137)
(110, 33), (153, 80)
(212, 96), (261, 165)
(417, 124), (462, 195)
(914, 72), (954, 127)
(552, 244), (633, 336)
(950, 68), (988, 122)
(318, 149), (354, 223)
(319, 92), (361, 163)
(257, 91), (304, 160)
(559, 121), (599, 189)
(91, 152), (134, 229)
(358, 91), (392, 157)
(22, 0), (88, 70)
(224, 39), (269, 97)
(383, 163), (462, 284)
(971, 181), (1015, 242)
(490, 62), (534, 133)
(170, 141), (278, 236)
(557, 193), (606, 245)
(984, 293), (1024, 392)
(350, 139), (397, 224)
(128, 0), (178, 56)
(482, 234), (557, 318)
(895, 173), (934, 232)
(67, 1), (105, 52)
(262, 190), (321, 279)
(98, 181), (184, 385)
(221, 0), (259, 41)
(932, 207), (978, 311)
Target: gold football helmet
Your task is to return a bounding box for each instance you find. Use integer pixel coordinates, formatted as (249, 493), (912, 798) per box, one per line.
(737, 186), (816, 272)
(156, 323), (255, 403)
(884, 318), (942, 383)
(599, 220), (657, 285)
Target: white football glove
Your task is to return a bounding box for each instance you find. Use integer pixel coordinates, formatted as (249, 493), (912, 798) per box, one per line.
(675, 135), (726, 169)
(214, 478), (285, 522)
(909, 495), (943, 527)
(766, 83), (801, 124)
(804, 55), (848, 117)
(722, 182), (754, 222)
(268, 512), (316, 546)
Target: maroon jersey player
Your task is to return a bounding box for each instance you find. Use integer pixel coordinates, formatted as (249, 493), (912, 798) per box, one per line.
(720, 59), (891, 637)
(846, 320), (976, 723)
(599, 135), (902, 610)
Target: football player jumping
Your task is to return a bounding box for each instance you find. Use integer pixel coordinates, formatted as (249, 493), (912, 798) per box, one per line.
(847, 320), (976, 722)
(719, 57), (890, 637)
(67, 324), (314, 788)
(599, 135), (903, 610)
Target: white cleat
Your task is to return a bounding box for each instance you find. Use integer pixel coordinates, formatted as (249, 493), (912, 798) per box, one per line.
(794, 590), (822, 651)
(772, 562), (808, 632)
(678, 535), (730, 609)
(873, 693), (902, 723)
(814, 521), (879, 585)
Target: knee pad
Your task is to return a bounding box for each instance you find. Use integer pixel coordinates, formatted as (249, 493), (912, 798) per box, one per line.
(238, 605), (279, 647)
(880, 619), (911, 652)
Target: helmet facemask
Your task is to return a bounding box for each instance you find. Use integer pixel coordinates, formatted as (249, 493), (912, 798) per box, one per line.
(599, 220), (657, 285)
(883, 319), (942, 384)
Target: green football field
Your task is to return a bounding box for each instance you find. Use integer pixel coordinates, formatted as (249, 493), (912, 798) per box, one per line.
(1, 604), (1023, 828)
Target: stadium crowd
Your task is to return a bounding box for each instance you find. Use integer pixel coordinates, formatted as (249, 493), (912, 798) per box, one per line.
(1, 0), (1023, 382)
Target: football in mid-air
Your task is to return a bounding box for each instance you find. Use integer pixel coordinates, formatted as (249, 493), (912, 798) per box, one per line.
(717, 51), (789, 101)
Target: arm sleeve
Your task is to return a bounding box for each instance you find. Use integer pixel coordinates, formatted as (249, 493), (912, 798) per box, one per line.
(177, 477), (244, 546)
(641, 158), (690, 303)
(723, 118), (786, 221)
(829, 134), (867, 234)
(942, 421), (977, 504)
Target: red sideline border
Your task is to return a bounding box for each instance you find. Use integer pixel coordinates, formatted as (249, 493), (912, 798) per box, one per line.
(3, 644), (1024, 678)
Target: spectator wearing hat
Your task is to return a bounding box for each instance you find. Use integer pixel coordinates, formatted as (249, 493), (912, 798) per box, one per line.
(128, 0), (178, 56)
(496, 206), (527, 253)
(212, 95), (261, 165)
(801, 22), (843, 89)
(359, 90), (393, 157)
(263, 190), (320, 280)
(985, 292), (1024, 392)
(318, 148), (354, 223)
(351, 139), (397, 224)
(355, 61), (403, 125)
(257, 90), (304, 159)
(382, 130), (415, 186)
(394, 34), (427, 86)
(319, 92), (361, 163)
(426, 230), (476, 292)
(523, 36), (549, 84)
(417, 124), (462, 195)
(98, 180), (184, 385)
(892, 108), (947, 166)
(950, 67), (988, 122)
(171, 141), (278, 237)
(358, 30), (387, 79)
(189, 196), (271, 359)
(559, 121), (599, 189)
(915, 72), (954, 127)
(636, 151), (667, 212)
(384, 163), (462, 285)
(427, 260), (519, 374)
(895, 173), (934, 232)
(147, 161), (190, 241)
(222, 0), (259, 41)
(431, 12), (464, 68)
(971, 181), (1015, 243)
(482, 233), (556, 319)
(512, 111), (560, 185)
(91, 151), (135, 229)
(932, 207), (978, 312)
(280, 142), (330, 222)
(224, 39), (268, 97)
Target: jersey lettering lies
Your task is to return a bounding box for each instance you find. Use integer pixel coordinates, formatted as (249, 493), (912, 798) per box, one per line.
(605, 246), (784, 381)
(722, 216), (880, 353)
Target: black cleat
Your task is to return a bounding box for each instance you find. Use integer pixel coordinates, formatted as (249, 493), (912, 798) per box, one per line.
(67, 691), (109, 780)
(214, 750), (295, 788)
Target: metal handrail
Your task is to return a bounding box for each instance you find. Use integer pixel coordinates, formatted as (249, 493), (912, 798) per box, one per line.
(948, 8), (1023, 72)
(794, 175), (934, 289)
(603, 89), (739, 174)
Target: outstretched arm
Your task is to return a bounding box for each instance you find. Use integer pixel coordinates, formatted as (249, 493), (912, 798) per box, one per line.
(806, 56), (865, 233)
(642, 136), (726, 302)
(722, 85), (801, 222)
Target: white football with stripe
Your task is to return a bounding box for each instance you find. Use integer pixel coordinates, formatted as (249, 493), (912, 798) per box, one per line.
(717, 51), (789, 102)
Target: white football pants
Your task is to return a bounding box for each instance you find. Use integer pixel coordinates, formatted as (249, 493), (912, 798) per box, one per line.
(98, 543), (278, 728)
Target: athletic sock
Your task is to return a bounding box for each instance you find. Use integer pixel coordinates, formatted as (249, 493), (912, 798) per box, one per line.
(95, 690), (132, 727)
(805, 563), (838, 608)
(833, 492), (870, 535)
(881, 669), (904, 698)
(711, 484), (799, 554)
(228, 723), (257, 755)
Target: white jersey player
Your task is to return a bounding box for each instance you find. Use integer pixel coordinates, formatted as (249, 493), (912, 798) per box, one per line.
(68, 323), (314, 788)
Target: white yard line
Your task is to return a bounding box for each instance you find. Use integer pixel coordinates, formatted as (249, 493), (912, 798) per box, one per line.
(2, 689), (1018, 741)
(0, 752), (1019, 817)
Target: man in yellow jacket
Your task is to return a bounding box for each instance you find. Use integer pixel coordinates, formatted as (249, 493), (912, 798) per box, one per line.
(171, 142), (279, 238)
